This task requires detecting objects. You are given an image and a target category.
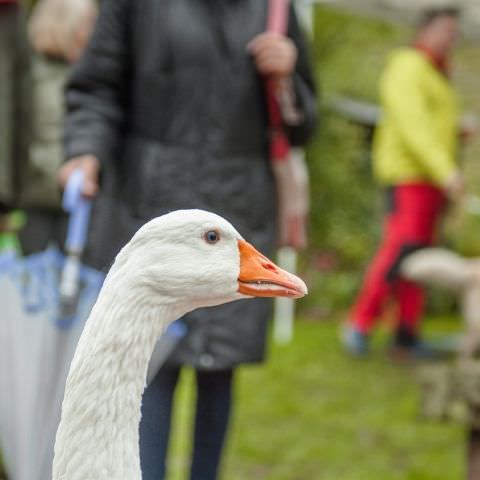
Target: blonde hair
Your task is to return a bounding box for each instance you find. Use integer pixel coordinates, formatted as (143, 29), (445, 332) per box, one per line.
(28, 0), (98, 62)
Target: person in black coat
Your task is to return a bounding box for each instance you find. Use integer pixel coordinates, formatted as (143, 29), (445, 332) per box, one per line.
(59, 1), (317, 478)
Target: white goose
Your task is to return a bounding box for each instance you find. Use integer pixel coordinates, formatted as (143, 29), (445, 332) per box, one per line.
(52, 209), (307, 480)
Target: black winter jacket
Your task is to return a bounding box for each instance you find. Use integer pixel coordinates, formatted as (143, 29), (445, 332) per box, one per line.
(64, 0), (317, 369)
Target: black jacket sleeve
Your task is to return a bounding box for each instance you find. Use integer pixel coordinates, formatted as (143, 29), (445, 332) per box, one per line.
(285, 5), (318, 146)
(63, 0), (132, 165)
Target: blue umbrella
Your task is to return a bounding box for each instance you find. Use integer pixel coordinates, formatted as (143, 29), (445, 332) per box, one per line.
(0, 171), (104, 480)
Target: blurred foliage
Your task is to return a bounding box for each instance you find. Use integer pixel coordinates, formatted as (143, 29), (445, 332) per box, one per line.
(301, 268), (362, 317)
(21, 0), (36, 12)
(450, 206), (480, 256)
(311, 8), (408, 101)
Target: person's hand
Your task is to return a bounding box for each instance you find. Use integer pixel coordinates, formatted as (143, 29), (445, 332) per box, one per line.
(460, 114), (479, 143)
(28, 0), (97, 63)
(58, 155), (100, 198)
(444, 170), (465, 201)
(247, 32), (298, 79)
(64, 0), (97, 63)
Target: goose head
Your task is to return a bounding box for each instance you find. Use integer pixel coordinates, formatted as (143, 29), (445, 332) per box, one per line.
(110, 209), (307, 312)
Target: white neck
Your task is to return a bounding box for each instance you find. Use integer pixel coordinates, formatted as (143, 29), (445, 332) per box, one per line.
(52, 279), (183, 480)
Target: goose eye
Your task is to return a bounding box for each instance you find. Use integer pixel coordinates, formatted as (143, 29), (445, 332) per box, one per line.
(204, 230), (220, 244)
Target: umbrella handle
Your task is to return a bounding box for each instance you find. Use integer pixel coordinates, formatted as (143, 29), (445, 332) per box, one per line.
(60, 169), (93, 304)
(62, 169), (92, 254)
(267, 0), (289, 34)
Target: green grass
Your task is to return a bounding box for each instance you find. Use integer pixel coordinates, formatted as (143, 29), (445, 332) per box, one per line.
(167, 317), (465, 480)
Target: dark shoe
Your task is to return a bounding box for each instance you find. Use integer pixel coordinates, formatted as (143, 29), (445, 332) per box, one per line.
(388, 340), (440, 363)
(388, 327), (455, 362)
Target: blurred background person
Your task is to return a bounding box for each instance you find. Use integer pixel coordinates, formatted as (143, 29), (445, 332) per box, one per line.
(0, 2), (97, 478)
(57, 1), (317, 479)
(343, 6), (463, 358)
(17, 0), (97, 254)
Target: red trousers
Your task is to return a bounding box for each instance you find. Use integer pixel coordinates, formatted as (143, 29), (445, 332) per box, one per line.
(351, 184), (446, 334)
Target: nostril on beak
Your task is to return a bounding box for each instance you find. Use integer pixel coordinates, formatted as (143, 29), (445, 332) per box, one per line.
(262, 262), (278, 272)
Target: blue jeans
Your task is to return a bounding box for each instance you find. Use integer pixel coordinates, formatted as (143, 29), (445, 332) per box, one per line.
(139, 367), (234, 480)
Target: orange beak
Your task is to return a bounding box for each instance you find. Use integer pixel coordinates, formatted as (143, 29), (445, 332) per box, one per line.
(237, 240), (308, 299)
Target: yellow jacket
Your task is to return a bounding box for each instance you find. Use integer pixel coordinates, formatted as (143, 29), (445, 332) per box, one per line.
(373, 48), (458, 186)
